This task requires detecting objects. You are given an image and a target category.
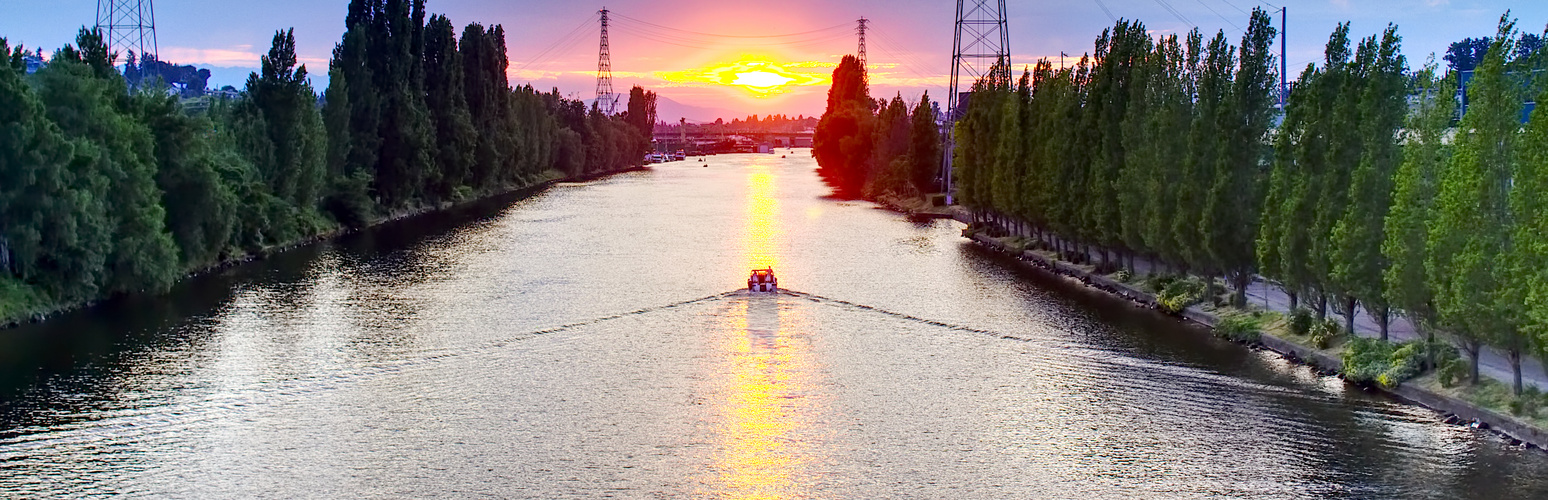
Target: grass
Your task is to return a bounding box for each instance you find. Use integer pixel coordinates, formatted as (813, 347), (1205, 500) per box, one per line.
(1416, 372), (1548, 429)
(0, 277), (51, 325)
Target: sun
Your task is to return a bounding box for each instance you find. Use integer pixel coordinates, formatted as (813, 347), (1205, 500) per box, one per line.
(657, 58), (830, 97)
(732, 70), (794, 90)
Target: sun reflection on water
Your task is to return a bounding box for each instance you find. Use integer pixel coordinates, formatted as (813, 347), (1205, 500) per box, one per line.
(743, 164), (779, 271)
(702, 161), (814, 499)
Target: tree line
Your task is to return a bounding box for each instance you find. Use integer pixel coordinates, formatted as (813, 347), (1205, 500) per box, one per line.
(0, 0), (655, 320)
(946, 9), (1548, 394)
(813, 55), (941, 199)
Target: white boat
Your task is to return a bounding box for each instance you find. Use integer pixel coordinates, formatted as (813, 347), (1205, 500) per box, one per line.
(748, 268), (777, 292)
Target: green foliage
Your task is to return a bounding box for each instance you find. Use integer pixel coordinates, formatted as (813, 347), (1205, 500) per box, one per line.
(1438, 355), (1468, 388)
(1383, 59), (1454, 329)
(1157, 276), (1207, 313)
(1215, 313), (1263, 342)
(1428, 15), (1524, 389)
(1310, 319), (1344, 349)
(1342, 337), (1429, 388)
(1289, 307), (1315, 336)
(0, 8), (654, 324)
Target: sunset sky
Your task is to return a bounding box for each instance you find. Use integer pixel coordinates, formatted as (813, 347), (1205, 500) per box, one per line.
(4, 0), (1547, 120)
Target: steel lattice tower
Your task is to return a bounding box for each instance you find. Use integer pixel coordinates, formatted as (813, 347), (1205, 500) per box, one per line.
(941, 0), (1009, 204)
(856, 17), (868, 70)
(596, 7), (617, 115)
(95, 0), (158, 62)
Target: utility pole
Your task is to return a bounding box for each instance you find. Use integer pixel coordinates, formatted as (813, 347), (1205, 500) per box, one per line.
(856, 17), (869, 70)
(1279, 6), (1287, 110)
(95, 0), (158, 62)
(943, 0), (1010, 205)
(596, 7), (616, 115)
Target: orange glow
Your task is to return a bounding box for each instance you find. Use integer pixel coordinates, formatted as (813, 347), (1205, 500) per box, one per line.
(658, 58), (829, 97)
(706, 294), (815, 499)
(743, 164), (779, 270)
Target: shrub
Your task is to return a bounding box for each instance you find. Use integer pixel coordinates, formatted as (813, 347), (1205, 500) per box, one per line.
(1157, 277), (1207, 313)
(1288, 308), (1314, 336)
(1342, 337), (1429, 389)
(1142, 274), (1176, 294)
(1309, 319), (1343, 349)
(1112, 269), (1133, 283)
(1438, 356), (1468, 388)
(1512, 387), (1544, 417)
(1214, 313), (1262, 343)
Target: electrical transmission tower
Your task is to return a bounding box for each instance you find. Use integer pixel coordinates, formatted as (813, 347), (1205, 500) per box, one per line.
(941, 0), (1009, 204)
(95, 0), (158, 62)
(856, 17), (868, 70)
(596, 7), (617, 115)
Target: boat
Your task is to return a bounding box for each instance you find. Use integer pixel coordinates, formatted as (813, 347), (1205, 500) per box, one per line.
(748, 268), (777, 292)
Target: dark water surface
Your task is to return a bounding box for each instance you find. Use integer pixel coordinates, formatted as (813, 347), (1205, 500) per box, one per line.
(3, 151), (1547, 498)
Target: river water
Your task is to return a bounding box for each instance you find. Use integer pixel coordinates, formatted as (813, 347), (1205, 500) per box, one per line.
(2, 151), (1546, 498)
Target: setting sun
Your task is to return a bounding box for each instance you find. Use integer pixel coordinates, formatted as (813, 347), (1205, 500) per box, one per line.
(732, 70), (794, 90)
(657, 58), (830, 97)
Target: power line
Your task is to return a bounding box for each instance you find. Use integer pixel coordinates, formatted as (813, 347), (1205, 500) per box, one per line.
(1091, 0), (1118, 23)
(515, 12), (599, 73)
(1193, 0), (1241, 31)
(611, 13), (850, 40)
(1151, 0), (1197, 28)
(1215, 0), (1252, 16)
(610, 19), (853, 48)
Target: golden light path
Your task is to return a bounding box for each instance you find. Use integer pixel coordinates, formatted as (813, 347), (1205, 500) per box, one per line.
(657, 58), (829, 97)
(701, 161), (815, 499)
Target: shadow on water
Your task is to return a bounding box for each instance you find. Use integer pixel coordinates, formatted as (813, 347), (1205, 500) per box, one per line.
(0, 184), (558, 429)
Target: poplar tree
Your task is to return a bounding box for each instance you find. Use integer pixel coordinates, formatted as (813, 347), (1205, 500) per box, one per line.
(1330, 26), (1406, 337)
(422, 14), (476, 200)
(1429, 18), (1519, 387)
(1382, 60), (1454, 343)
(1203, 8), (1276, 306)
(907, 91), (940, 194)
(813, 55), (874, 197)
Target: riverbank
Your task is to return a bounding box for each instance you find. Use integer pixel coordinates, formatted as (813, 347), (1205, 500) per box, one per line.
(939, 208), (1548, 451)
(0, 165), (646, 330)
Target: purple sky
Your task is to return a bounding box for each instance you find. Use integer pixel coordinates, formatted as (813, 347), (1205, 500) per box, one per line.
(4, 1), (1546, 119)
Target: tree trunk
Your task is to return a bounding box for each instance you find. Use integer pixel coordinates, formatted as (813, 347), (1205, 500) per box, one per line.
(1510, 348), (1523, 396)
(1342, 296), (1357, 336)
(1230, 271), (1250, 308)
(1288, 290), (1299, 311)
(1315, 293), (1328, 321)
(1376, 306), (1390, 342)
(1465, 339), (1481, 385)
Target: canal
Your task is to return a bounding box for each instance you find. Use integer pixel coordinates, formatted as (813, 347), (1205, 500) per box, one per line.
(2, 151), (1546, 498)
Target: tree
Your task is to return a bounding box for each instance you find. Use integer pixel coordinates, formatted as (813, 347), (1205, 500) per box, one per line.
(624, 85), (657, 159)
(1444, 37), (1492, 72)
(422, 14), (477, 200)
(1382, 59), (1455, 345)
(0, 37), (112, 301)
(906, 91), (940, 194)
(237, 28), (327, 238)
(137, 88), (237, 267)
(813, 55), (875, 197)
(36, 28), (179, 295)
(1202, 8), (1276, 306)
(1429, 17), (1520, 388)
(1329, 25), (1406, 337)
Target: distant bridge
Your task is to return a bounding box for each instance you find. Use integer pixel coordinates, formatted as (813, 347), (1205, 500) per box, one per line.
(651, 130), (814, 153)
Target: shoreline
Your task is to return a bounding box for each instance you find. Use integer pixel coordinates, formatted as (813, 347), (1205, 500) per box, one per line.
(0, 165), (648, 331)
(877, 197), (1548, 451)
